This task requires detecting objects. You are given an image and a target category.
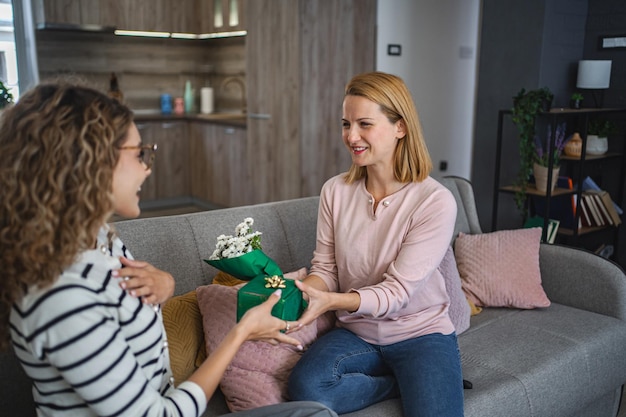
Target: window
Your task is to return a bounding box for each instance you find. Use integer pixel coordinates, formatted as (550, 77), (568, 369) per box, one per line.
(0, 0), (18, 97)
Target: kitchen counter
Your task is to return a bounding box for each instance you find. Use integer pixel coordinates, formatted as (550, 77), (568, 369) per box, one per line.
(133, 111), (247, 128)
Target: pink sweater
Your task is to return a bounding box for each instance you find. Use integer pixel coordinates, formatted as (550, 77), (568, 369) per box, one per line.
(310, 174), (457, 345)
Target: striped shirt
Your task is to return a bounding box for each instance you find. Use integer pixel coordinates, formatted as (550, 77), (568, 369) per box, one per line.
(10, 227), (207, 416)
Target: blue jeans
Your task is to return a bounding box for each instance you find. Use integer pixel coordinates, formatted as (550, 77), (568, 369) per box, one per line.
(288, 328), (464, 417)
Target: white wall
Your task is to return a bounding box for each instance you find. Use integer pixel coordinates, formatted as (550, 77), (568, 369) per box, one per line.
(376, 0), (480, 180)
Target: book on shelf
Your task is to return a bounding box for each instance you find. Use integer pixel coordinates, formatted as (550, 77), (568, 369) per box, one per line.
(586, 189), (622, 226)
(582, 176), (623, 215)
(581, 192), (604, 227)
(592, 193), (613, 226)
(523, 216), (559, 243)
(579, 194), (593, 227)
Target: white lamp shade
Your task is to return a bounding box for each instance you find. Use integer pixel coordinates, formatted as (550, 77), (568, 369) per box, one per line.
(576, 60), (612, 89)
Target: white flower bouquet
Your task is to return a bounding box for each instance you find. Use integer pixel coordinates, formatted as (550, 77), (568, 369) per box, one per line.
(204, 218), (305, 322)
(205, 217), (283, 280)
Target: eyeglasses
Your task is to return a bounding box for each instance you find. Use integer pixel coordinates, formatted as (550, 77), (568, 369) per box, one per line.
(118, 143), (158, 170)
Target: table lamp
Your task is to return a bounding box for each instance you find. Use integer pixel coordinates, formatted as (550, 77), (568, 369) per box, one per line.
(576, 60), (612, 108)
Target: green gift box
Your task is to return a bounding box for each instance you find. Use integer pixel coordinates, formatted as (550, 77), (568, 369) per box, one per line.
(237, 275), (305, 322)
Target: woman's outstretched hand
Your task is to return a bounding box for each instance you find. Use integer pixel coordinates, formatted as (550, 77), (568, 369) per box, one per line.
(238, 289), (303, 349)
(113, 257), (175, 305)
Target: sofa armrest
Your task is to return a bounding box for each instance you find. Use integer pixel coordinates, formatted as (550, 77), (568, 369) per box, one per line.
(539, 243), (626, 321)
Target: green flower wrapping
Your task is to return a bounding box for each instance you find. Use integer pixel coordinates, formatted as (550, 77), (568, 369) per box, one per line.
(204, 249), (283, 281)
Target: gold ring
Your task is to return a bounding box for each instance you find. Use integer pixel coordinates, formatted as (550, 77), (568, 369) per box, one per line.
(284, 321), (291, 332)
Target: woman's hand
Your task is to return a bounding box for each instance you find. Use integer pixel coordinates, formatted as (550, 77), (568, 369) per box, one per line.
(113, 257), (175, 305)
(293, 279), (335, 327)
(294, 279), (360, 329)
(237, 289), (303, 349)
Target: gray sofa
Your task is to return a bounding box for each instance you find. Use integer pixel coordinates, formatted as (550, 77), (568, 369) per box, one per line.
(2, 176), (626, 417)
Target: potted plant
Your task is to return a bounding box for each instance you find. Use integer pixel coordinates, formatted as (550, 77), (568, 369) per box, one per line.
(570, 92), (583, 109)
(511, 87), (554, 215)
(0, 80), (13, 110)
(586, 118), (617, 155)
(532, 123), (568, 193)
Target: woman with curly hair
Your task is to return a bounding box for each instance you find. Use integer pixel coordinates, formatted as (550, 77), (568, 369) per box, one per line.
(0, 83), (336, 417)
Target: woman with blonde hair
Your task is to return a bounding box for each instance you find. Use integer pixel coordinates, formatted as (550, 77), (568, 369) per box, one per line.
(0, 83), (336, 417)
(287, 72), (464, 416)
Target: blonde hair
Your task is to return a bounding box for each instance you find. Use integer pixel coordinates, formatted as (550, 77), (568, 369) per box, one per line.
(0, 83), (133, 350)
(343, 71), (432, 184)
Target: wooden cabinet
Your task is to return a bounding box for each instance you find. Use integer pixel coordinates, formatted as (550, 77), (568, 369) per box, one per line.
(245, 0), (376, 204)
(34, 0), (105, 27)
(35, 0), (202, 33)
(201, 0), (246, 34)
(117, 0), (170, 32)
(190, 122), (248, 207)
(136, 121), (190, 203)
(167, 0), (200, 33)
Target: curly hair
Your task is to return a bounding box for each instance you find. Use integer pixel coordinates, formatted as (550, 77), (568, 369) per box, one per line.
(0, 83), (133, 350)
(343, 71), (432, 184)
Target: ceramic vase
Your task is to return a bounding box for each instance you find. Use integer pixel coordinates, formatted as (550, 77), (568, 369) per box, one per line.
(564, 133), (582, 158)
(533, 163), (560, 193)
(586, 135), (608, 155)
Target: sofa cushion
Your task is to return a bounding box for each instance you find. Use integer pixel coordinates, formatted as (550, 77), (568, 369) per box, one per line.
(212, 271), (246, 286)
(460, 304), (626, 416)
(162, 290), (206, 385)
(438, 246), (471, 334)
(454, 228), (550, 309)
(196, 275), (319, 412)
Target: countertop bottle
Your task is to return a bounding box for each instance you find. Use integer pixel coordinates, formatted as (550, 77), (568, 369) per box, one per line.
(108, 73), (124, 102)
(184, 80), (194, 113)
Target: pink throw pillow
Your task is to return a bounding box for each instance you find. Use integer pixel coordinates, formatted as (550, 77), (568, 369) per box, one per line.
(196, 268), (321, 412)
(454, 228), (550, 309)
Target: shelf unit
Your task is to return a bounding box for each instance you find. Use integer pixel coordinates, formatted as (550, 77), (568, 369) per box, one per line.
(491, 107), (626, 252)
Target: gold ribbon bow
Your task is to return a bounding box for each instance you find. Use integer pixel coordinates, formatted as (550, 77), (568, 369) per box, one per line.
(264, 275), (286, 289)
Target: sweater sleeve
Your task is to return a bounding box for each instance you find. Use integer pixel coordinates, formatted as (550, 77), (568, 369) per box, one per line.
(309, 178), (340, 292)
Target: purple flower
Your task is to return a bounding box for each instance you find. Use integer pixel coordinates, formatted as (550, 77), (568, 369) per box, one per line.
(534, 122), (568, 167)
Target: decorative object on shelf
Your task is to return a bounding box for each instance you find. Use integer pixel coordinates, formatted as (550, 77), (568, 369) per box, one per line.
(0, 80), (14, 110)
(533, 163), (560, 193)
(160, 94), (172, 114)
(586, 119), (616, 155)
(200, 86), (214, 114)
(108, 72), (124, 102)
(531, 122), (567, 193)
(511, 87), (554, 214)
(174, 97), (184, 115)
(569, 92), (583, 109)
(184, 80), (195, 113)
(586, 136), (608, 155)
(576, 60), (612, 108)
(564, 132), (582, 157)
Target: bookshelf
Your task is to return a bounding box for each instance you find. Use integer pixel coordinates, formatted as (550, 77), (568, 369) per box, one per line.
(491, 107), (626, 254)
